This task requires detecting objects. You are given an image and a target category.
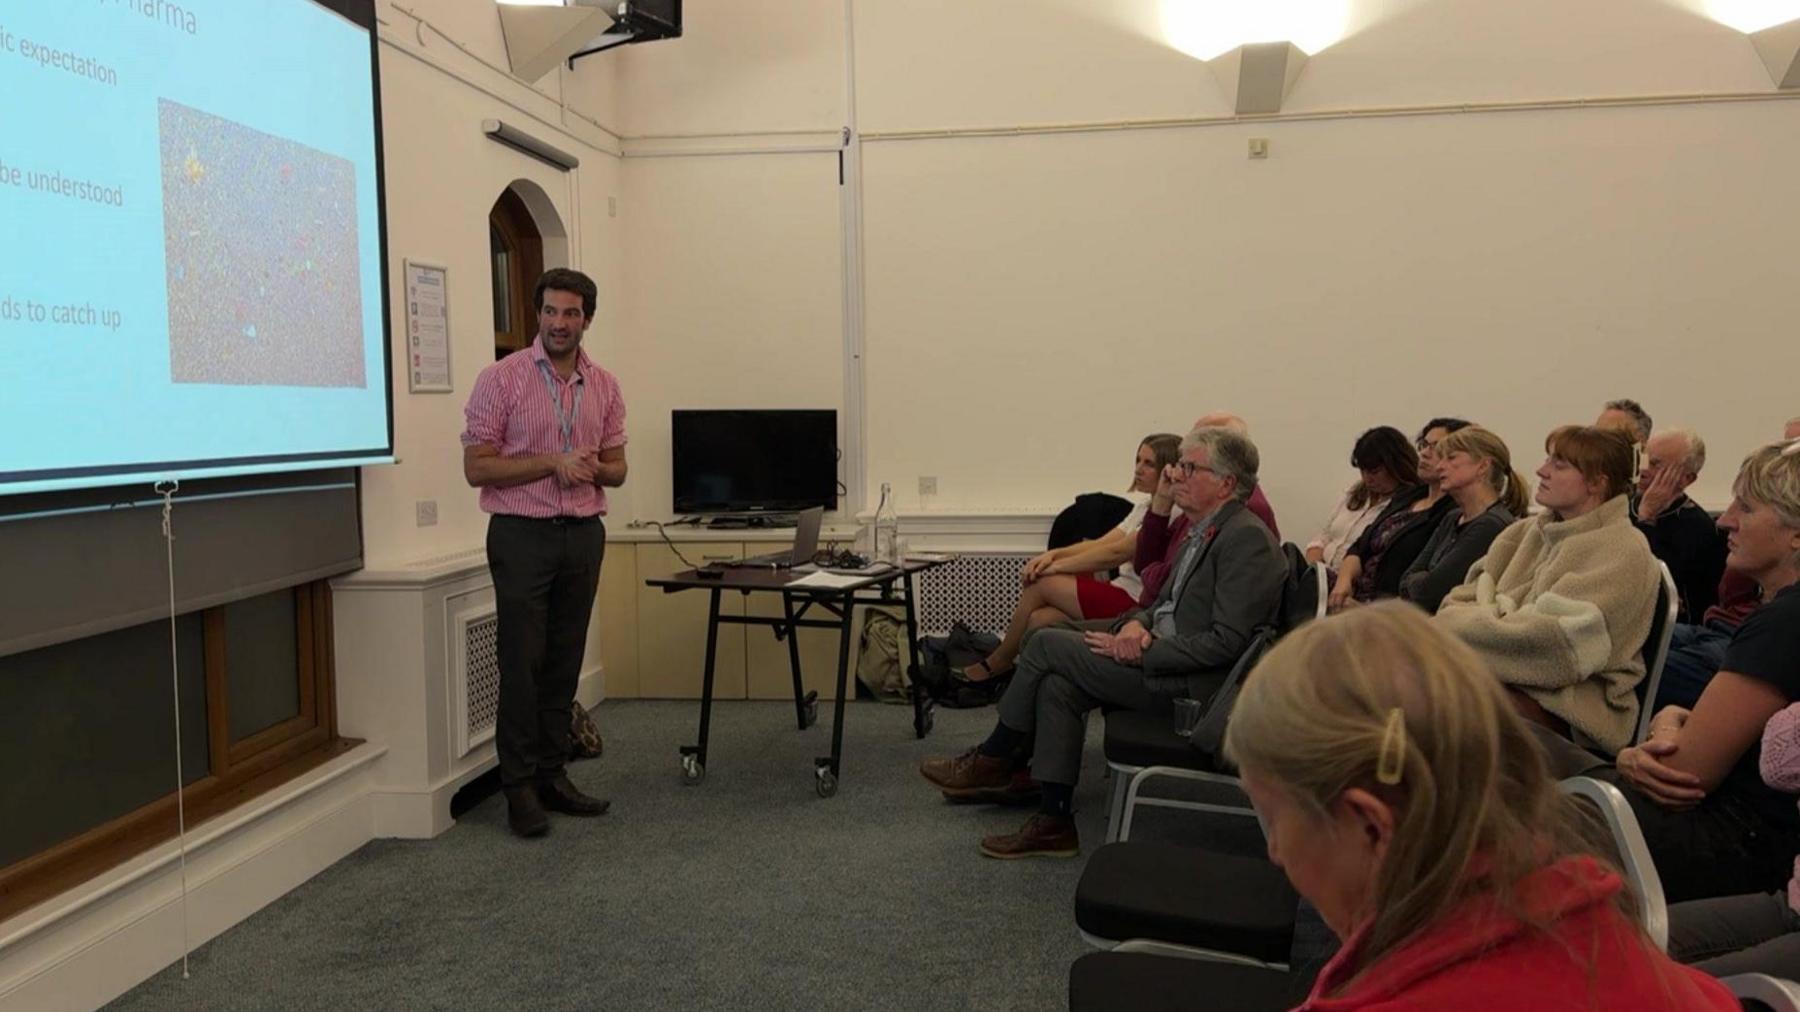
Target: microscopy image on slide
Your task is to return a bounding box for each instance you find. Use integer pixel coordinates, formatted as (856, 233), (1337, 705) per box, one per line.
(158, 99), (365, 388)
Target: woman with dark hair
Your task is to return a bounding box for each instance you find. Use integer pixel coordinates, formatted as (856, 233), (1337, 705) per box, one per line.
(1328, 418), (1470, 610)
(963, 433), (1180, 681)
(1304, 427), (1420, 571)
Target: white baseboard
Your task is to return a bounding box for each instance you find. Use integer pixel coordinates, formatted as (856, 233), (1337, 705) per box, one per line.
(0, 744), (385, 1012)
(368, 662), (606, 840)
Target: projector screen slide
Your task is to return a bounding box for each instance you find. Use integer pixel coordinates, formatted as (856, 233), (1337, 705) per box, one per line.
(0, 0), (391, 496)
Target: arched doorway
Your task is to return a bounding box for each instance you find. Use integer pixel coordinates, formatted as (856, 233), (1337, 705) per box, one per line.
(488, 188), (542, 360)
(486, 180), (571, 360)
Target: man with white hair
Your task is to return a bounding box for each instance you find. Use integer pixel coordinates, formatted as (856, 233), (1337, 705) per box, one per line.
(1191, 412), (1279, 537)
(1634, 428), (1728, 622)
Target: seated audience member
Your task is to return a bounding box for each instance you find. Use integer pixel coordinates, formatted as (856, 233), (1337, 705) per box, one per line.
(1653, 423), (1800, 712)
(920, 426), (1283, 857)
(1222, 602), (1735, 1011)
(1328, 417), (1468, 610)
(1596, 397), (1653, 451)
(1433, 425), (1659, 755)
(1666, 701), (1800, 976)
(1398, 426), (1528, 613)
(1607, 441), (1800, 903)
(1304, 426), (1420, 571)
(1193, 412), (1279, 536)
(1633, 428), (1728, 622)
(962, 433), (1180, 681)
(1132, 412), (1284, 604)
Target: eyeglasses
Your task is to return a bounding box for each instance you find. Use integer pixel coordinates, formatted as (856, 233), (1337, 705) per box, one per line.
(1176, 460), (1226, 478)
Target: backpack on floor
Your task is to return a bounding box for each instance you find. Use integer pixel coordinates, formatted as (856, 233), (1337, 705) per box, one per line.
(856, 607), (911, 703)
(916, 622), (1007, 709)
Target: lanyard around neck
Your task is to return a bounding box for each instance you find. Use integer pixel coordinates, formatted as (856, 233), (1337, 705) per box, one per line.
(536, 359), (583, 453)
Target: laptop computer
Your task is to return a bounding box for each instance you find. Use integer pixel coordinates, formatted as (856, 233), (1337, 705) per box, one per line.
(731, 507), (823, 569)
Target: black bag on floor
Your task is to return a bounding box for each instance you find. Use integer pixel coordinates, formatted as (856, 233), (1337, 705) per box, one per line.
(916, 621), (1007, 709)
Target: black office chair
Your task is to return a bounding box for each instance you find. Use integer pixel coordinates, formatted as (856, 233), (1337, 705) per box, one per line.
(1073, 775), (1667, 971)
(1067, 943), (1313, 1012)
(1098, 545), (1324, 841)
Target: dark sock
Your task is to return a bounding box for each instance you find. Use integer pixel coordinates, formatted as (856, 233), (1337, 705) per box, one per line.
(977, 721), (1026, 759)
(1040, 782), (1074, 818)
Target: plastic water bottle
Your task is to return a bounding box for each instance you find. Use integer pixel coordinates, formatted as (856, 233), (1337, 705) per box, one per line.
(874, 482), (900, 565)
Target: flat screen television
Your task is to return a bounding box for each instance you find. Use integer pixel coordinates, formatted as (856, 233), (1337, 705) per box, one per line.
(672, 410), (837, 515)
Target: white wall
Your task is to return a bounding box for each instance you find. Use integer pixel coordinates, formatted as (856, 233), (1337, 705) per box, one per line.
(601, 1), (851, 521)
(561, 0), (1799, 540)
(611, 152), (846, 520)
(360, 0), (623, 568)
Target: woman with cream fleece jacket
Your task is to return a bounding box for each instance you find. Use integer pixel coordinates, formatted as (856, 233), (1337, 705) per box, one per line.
(1434, 427), (1659, 755)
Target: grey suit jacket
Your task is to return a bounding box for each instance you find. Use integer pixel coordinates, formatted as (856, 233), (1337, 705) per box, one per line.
(1118, 499), (1284, 695)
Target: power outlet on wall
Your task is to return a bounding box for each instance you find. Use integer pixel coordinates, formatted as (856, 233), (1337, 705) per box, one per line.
(416, 500), (438, 527)
(918, 476), (938, 497)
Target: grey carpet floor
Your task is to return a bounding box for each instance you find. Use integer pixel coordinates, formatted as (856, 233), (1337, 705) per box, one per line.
(109, 700), (1122, 1011)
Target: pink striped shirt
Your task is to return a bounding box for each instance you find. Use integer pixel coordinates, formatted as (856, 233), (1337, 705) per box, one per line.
(461, 337), (627, 518)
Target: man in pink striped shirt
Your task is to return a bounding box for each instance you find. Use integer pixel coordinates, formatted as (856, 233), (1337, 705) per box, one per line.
(462, 267), (626, 838)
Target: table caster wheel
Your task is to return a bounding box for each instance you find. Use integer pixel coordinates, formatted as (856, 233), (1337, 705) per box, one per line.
(681, 754), (705, 786)
(814, 766), (838, 798)
(803, 699), (819, 729)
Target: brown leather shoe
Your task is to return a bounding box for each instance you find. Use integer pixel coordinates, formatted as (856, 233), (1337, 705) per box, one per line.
(943, 767), (1042, 807)
(539, 774), (610, 817)
(979, 813), (1079, 859)
(919, 748), (1013, 797)
(505, 785), (550, 838)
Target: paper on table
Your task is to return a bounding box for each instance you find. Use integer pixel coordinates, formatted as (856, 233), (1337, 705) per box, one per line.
(788, 570), (868, 589)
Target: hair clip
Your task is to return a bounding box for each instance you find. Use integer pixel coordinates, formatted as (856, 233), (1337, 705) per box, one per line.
(1376, 707), (1406, 786)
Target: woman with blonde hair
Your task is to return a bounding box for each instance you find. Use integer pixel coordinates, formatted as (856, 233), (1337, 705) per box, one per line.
(1223, 602), (1734, 1009)
(1612, 440), (1800, 903)
(1398, 426), (1528, 613)
(962, 432), (1180, 681)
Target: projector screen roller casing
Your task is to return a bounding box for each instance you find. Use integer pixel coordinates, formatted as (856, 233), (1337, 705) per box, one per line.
(0, 0), (394, 496)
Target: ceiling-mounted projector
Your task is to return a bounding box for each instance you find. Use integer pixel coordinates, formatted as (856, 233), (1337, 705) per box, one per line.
(497, 0), (682, 81)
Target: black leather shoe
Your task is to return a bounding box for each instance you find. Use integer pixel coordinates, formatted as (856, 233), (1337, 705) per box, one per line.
(505, 785), (549, 838)
(539, 774), (610, 816)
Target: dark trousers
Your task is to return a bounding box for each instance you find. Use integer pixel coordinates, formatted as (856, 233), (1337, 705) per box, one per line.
(487, 514), (606, 789)
(1598, 768), (1796, 904)
(996, 625), (1220, 787)
(1668, 889), (1800, 977)
(1652, 622), (1732, 713)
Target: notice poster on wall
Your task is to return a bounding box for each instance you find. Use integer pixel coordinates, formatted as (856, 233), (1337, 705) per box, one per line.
(404, 260), (451, 393)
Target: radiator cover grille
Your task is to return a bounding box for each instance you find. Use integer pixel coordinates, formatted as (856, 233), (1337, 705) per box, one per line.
(915, 552), (1033, 637)
(463, 613), (501, 743)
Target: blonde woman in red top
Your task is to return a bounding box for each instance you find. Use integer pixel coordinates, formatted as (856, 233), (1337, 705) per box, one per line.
(1224, 603), (1735, 1011)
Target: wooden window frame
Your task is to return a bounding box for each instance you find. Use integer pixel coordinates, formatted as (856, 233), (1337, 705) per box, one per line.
(0, 582), (353, 922)
(490, 188), (543, 358)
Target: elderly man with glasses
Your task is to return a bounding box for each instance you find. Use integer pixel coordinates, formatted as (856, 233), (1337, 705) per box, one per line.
(919, 425), (1285, 858)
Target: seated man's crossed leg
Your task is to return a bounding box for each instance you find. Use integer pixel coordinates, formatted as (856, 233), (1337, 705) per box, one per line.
(922, 625), (1215, 857)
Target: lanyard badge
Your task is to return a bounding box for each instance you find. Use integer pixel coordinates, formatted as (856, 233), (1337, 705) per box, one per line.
(537, 361), (584, 454)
